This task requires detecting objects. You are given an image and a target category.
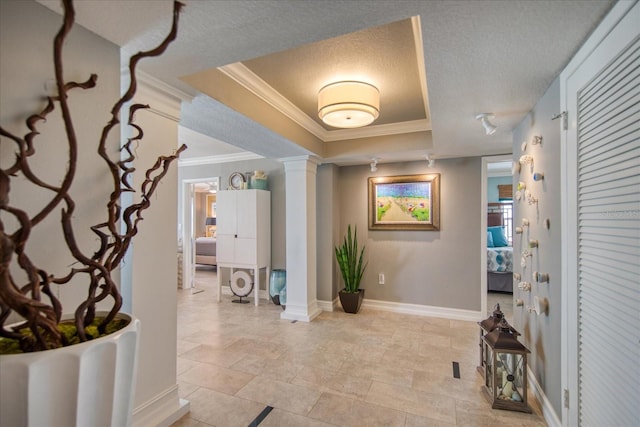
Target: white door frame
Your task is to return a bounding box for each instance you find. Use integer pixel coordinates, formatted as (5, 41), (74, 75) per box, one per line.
(481, 155), (512, 319)
(560, 2), (638, 425)
(180, 177), (219, 289)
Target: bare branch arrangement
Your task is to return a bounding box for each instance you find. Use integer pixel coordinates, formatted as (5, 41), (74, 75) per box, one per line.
(0, 0), (186, 352)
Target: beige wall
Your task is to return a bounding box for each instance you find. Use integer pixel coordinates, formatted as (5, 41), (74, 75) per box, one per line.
(181, 156), (485, 311)
(0, 0), (121, 319)
(332, 158), (483, 310)
(512, 76), (562, 415)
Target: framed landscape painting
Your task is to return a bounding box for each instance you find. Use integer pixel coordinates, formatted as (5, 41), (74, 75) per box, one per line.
(368, 174), (440, 230)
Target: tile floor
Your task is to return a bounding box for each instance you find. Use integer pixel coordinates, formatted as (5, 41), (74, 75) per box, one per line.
(172, 268), (546, 427)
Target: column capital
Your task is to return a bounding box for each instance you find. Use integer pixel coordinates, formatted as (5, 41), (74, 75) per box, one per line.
(279, 156), (321, 174)
(129, 70), (193, 123)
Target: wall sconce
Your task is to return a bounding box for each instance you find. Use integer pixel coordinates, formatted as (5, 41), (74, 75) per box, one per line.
(475, 113), (497, 135)
(425, 154), (435, 168)
(318, 81), (380, 128)
(370, 157), (379, 172)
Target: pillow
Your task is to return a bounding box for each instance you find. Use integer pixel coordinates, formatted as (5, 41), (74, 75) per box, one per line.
(487, 230), (495, 248)
(488, 226), (509, 247)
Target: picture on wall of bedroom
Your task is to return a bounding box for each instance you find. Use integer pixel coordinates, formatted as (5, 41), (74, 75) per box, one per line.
(368, 174), (440, 231)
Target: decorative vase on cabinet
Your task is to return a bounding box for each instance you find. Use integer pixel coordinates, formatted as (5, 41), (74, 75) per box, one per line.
(216, 189), (271, 305)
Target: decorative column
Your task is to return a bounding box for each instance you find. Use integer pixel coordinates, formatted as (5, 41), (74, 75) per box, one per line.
(127, 71), (191, 426)
(280, 156), (322, 322)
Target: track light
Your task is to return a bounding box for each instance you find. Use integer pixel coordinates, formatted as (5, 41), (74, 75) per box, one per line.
(425, 154), (435, 168)
(475, 113), (497, 135)
(370, 157), (379, 172)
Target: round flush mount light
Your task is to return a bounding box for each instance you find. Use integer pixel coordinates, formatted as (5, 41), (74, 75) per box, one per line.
(318, 81), (380, 128)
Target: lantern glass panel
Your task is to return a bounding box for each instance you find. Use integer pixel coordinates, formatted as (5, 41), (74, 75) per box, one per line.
(495, 351), (525, 402)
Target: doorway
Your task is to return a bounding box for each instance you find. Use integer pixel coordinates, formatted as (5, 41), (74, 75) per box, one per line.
(481, 155), (513, 319)
(180, 177), (220, 290)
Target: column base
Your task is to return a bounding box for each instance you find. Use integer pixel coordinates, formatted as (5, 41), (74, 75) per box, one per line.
(280, 302), (322, 322)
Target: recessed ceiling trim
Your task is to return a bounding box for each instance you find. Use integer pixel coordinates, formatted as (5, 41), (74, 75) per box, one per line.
(178, 152), (263, 167)
(322, 119), (431, 142)
(411, 16), (431, 122)
(220, 62), (431, 143)
(219, 63), (327, 137)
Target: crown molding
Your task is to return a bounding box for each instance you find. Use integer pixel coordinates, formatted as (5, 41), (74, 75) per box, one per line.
(219, 63), (431, 143)
(178, 152), (263, 167)
(322, 119), (431, 141)
(125, 70), (194, 122)
(411, 15), (431, 123)
(136, 70), (194, 103)
(219, 63), (327, 138)
(177, 127), (262, 167)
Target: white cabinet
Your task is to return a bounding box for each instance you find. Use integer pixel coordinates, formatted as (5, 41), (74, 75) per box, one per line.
(216, 190), (270, 305)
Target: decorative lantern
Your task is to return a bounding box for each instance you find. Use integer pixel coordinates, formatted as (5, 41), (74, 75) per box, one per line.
(477, 304), (519, 376)
(482, 318), (531, 413)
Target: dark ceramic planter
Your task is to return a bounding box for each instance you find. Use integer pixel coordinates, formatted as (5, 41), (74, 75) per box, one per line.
(339, 289), (365, 313)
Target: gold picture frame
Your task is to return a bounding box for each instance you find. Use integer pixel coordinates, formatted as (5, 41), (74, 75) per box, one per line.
(368, 174), (440, 231)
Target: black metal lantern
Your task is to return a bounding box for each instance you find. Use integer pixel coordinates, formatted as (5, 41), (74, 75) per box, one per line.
(482, 318), (531, 413)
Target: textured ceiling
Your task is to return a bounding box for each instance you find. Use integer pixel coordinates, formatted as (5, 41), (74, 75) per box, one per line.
(242, 18), (427, 129)
(36, 0), (616, 164)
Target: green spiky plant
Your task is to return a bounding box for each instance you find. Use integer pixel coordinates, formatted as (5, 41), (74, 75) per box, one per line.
(334, 225), (367, 293)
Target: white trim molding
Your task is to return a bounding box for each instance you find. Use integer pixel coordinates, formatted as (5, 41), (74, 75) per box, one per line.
(317, 298), (338, 312)
(528, 369), (562, 427)
(179, 152), (263, 167)
(132, 385), (190, 427)
(362, 298), (482, 322)
(219, 63), (430, 142)
(132, 70), (193, 123)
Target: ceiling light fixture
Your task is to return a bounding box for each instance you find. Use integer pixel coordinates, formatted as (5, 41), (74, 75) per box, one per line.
(425, 154), (435, 168)
(475, 113), (497, 136)
(318, 81), (380, 128)
(370, 157), (379, 172)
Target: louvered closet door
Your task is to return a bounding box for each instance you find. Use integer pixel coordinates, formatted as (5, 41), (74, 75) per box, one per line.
(576, 35), (640, 426)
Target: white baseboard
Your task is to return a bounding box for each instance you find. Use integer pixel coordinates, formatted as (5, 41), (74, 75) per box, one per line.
(528, 369), (561, 427)
(362, 298), (482, 321)
(317, 298), (338, 311)
(133, 385), (190, 427)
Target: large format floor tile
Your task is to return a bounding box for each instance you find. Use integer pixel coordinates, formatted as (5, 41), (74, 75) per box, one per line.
(172, 268), (546, 427)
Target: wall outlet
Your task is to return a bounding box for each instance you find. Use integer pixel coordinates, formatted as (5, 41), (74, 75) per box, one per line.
(378, 273), (385, 284)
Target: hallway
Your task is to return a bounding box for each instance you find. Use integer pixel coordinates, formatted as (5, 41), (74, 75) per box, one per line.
(172, 268), (545, 426)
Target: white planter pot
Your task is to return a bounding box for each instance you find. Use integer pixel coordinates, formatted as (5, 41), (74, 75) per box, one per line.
(0, 312), (140, 427)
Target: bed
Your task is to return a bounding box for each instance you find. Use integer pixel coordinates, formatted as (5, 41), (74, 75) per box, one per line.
(487, 204), (513, 293)
(195, 237), (217, 266)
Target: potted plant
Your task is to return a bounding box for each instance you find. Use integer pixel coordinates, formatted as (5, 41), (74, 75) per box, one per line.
(335, 224), (368, 313)
(0, 1), (185, 425)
